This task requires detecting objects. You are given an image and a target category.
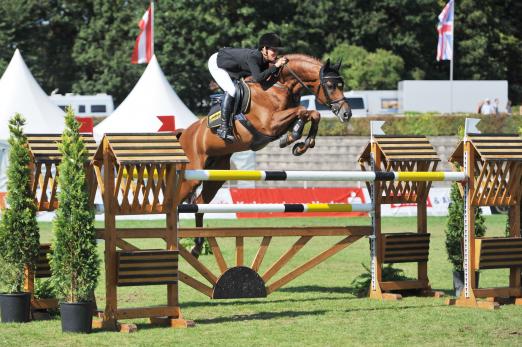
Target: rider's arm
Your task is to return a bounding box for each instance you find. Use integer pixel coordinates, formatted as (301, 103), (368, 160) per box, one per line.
(247, 53), (278, 83)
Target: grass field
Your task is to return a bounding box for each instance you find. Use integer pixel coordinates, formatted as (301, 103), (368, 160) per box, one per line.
(1, 215), (522, 346)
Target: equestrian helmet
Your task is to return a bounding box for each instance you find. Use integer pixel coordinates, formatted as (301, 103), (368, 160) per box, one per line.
(258, 33), (283, 49)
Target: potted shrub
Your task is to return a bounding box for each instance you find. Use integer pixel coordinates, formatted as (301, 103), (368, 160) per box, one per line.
(49, 108), (99, 333)
(0, 114), (40, 323)
(445, 182), (486, 297)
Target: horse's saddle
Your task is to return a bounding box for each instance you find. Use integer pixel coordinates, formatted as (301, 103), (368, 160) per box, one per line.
(207, 79), (251, 129)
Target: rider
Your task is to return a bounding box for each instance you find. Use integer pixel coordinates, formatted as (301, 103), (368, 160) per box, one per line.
(208, 33), (289, 142)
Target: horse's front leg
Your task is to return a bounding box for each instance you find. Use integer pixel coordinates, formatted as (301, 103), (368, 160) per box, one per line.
(277, 106), (309, 149)
(292, 110), (320, 156)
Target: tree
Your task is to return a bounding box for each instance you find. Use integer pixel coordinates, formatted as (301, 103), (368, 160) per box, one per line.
(50, 108), (99, 303)
(325, 43), (404, 90)
(0, 114), (40, 293)
(445, 182), (486, 272)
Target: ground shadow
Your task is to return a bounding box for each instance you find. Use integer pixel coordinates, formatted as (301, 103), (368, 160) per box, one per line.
(181, 293), (358, 309)
(278, 285), (355, 294)
(196, 309), (328, 325)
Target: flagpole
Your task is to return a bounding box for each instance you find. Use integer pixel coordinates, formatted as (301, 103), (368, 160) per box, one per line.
(151, 1), (155, 57)
(450, 0), (455, 114)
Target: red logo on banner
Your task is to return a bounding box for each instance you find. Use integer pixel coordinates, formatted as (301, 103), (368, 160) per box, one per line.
(229, 187), (366, 218)
(157, 115), (175, 132)
(75, 117), (94, 133)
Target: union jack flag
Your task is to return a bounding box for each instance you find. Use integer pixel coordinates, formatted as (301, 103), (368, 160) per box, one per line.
(436, 0), (454, 61)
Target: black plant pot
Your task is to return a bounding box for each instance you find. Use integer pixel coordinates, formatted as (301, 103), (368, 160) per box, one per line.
(60, 302), (93, 333)
(0, 292), (31, 323)
(453, 271), (480, 297)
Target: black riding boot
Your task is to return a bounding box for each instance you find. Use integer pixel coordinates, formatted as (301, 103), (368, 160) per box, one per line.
(217, 93), (235, 142)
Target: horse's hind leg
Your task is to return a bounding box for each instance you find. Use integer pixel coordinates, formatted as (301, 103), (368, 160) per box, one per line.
(190, 156), (231, 258)
(190, 180), (227, 257)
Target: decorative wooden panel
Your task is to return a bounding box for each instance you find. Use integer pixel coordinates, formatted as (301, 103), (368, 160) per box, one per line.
(475, 237), (522, 270)
(117, 250), (178, 286)
(93, 133), (189, 215)
(359, 136), (440, 204)
(35, 244), (52, 278)
(449, 134), (522, 207)
(382, 233), (430, 263)
(27, 134), (97, 211)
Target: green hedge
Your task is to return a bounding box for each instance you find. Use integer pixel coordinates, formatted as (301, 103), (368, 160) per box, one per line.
(317, 114), (522, 136)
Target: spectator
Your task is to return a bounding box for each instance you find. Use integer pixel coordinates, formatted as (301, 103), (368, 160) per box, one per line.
(494, 98), (500, 115)
(480, 98), (494, 115)
(476, 99), (484, 114)
(506, 100), (512, 115)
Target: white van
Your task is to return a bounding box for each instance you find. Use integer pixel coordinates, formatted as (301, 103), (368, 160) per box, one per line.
(49, 93), (114, 118)
(299, 92), (368, 118)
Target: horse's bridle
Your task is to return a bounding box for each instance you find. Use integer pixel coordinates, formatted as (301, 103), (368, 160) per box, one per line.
(284, 64), (347, 115)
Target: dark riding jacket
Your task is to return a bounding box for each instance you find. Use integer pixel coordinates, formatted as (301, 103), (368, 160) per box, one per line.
(217, 48), (280, 83)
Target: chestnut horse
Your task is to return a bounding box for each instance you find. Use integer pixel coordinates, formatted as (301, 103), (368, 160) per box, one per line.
(177, 54), (352, 256)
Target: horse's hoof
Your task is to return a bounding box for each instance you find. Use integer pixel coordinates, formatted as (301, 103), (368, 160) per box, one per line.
(190, 247), (201, 259)
(309, 140), (315, 148)
(292, 143), (306, 156)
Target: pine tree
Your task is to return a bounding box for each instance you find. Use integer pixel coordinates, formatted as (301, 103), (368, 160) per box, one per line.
(0, 114), (39, 293)
(445, 182), (486, 272)
(50, 107), (99, 302)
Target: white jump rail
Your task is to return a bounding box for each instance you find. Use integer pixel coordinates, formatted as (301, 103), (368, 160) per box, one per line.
(183, 170), (466, 182)
(178, 203), (373, 213)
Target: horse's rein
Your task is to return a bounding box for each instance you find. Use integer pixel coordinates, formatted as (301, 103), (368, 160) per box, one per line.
(282, 63), (315, 96)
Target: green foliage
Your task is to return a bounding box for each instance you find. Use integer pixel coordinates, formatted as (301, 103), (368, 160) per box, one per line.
(50, 107), (99, 303)
(445, 183), (486, 272)
(325, 44), (404, 90)
(316, 114), (522, 137)
(350, 263), (411, 298)
(34, 278), (54, 299)
(1, 1), (521, 110)
(0, 114), (39, 293)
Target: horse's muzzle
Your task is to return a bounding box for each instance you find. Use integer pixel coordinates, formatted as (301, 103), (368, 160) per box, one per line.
(342, 109), (352, 121)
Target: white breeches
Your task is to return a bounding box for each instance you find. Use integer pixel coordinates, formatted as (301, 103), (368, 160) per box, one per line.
(208, 53), (236, 96)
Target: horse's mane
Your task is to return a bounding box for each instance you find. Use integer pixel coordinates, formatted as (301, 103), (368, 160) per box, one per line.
(284, 54), (322, 67)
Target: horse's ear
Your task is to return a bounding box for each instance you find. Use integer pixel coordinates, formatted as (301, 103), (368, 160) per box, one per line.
(335, 59), (342, 71)
(324, 58), (331, 70)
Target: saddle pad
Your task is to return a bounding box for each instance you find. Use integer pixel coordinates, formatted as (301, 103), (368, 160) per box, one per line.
(206, 79), (251, 129)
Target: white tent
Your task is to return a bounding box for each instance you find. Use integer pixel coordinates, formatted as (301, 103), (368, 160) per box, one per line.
(0, 49), (65, 191)
(94, 55), (198, 140)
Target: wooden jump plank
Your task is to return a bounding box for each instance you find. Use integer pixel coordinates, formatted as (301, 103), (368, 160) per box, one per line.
(207, 237), (228, 274)
(177, 226), (372, 238)
(116, 306), (178, 320)
(177, 271), (213, 298)
(266, 235), (361, 294)
(178, 246), (218, 285)
(251, 236), (272, 272)
(262, 236), (312, 282)
(236, 237), (244, 267)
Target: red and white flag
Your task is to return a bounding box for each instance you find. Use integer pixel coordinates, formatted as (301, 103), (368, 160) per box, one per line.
(131, 5), (154, 64)
(436, 0), (454, 61)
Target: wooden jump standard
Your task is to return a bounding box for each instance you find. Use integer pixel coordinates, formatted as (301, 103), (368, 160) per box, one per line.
(358, 121), (445, 300)
(25, 134), (97, 314)
(447, 119), (522, 309)
(92, 133), (193, 331)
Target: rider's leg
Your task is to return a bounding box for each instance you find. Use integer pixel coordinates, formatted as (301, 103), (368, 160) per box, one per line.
(217, 93), (235, 141)
(208, 53), (236, 142)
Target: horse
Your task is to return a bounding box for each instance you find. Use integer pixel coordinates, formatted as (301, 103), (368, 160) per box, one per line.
(176, 54), (352, 257)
